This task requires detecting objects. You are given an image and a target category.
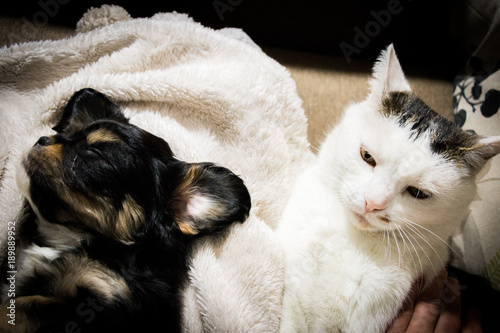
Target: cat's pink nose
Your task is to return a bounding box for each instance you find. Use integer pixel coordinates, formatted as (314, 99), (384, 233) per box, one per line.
(365, 199), (387, 213)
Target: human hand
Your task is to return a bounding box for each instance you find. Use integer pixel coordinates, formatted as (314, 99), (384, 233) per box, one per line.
(387, 269), (482, 333)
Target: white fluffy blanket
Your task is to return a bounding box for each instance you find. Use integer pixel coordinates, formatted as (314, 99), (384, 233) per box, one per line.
(0, 6), (312, 331)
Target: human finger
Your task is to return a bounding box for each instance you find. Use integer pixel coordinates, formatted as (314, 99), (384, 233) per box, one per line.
(405, 269), (448, 333)
(435, 275), (461, 333)
(386, 278), (421, 333)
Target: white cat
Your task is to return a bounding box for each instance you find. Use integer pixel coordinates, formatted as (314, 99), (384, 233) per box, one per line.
(276, 44), (500, 333)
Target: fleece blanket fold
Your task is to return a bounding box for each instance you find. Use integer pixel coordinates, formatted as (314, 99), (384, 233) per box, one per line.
(0, 5), (312, 331)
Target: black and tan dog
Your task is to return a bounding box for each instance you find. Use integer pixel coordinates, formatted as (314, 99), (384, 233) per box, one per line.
(0, 88), (251, 332)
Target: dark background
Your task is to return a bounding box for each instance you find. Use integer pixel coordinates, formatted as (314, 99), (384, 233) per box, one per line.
(2, 0), (467, 79)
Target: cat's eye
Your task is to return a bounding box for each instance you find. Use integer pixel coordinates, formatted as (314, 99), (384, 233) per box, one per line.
(360, 147), (376, 167)
(406, 186), (430, 199)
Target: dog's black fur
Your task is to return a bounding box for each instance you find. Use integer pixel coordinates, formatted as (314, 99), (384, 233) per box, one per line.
(0, 88), (251, 332)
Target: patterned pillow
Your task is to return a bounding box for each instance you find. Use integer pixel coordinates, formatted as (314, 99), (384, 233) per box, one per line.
(451, 69), (500, 290)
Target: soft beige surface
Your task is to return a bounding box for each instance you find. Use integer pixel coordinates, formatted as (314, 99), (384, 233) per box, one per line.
(0, 15), (453, 151)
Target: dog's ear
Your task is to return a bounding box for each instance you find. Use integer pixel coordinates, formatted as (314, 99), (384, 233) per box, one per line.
(170, 163), (251, 236)
(53, 88), (128, 134)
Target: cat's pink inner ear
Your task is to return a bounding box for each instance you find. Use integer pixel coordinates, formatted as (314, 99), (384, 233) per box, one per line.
(383, 44), (411, 94)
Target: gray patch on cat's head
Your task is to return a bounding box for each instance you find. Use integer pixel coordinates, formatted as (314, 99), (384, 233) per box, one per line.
(379, 91), (481, 165)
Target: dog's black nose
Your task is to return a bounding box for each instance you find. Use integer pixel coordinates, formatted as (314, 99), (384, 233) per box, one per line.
(35, 136), (52, 146)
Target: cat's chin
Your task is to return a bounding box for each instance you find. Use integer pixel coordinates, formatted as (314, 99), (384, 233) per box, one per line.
(351, 212), (378, 231)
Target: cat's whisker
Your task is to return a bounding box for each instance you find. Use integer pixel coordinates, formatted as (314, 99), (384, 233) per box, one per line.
(394, 225), (406, 255)
(394, 225), (408, 265)
(401, 218), (462, 260)
(384, 230), (392, 261)
(310, 144), (320, 153)
(396, 222), (425, 276)
(387, 230), (392, 262)
(387, 230), (393, 262)
(395, 224), (419, 275)
(403, 221), (440, 279)
(400, 220), (446, 271)
(399, 218), (451, 279)
(391, 230), (402, 268)
(382, 230), (387, 258)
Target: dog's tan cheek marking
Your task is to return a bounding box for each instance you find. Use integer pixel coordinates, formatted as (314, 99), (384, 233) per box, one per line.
(57, 191), (106, 225)
(55, 191), (132, 245)
(43, 143), (63, 161)
(116, 195), (144, 243)
(87, 129), (120, 145)
(178, 222), (199, 235)
(55, 188), (137, 244)
(30, 143), (64, 176)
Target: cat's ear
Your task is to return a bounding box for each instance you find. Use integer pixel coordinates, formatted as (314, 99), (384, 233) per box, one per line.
(368, 44), (411, 103)
(462, 136), (500, 173)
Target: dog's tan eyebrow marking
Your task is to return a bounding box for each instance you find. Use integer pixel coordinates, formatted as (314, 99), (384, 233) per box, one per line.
(87, 128), (119, 145)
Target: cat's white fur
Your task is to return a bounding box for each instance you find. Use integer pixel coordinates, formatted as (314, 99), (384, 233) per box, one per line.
(277, 44), (500, 333)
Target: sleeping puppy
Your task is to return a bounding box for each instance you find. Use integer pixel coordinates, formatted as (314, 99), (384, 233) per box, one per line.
(0, 88), (251, 333)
